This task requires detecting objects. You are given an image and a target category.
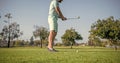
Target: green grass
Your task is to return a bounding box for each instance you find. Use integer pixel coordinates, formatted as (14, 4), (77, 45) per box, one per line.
(0, 46), (120, 63)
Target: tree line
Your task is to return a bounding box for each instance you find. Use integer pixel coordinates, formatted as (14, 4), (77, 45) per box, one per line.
(0, 13), (120, 49)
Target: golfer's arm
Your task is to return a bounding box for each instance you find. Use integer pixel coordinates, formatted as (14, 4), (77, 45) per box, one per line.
(55, 6), (64, 19)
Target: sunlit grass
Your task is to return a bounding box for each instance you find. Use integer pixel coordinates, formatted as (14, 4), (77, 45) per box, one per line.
(0, 46), (120, 63)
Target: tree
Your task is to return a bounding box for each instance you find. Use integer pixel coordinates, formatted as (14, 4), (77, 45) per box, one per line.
(88, 35), (101, 47)
(89, 16), (120, 50)
(14, 40), (25, 47)
(0, 13), (23, 48)
(0, 22), (23, 47)
(61, 28), (83, 49)
(33, 26), (49, 48)
(29, 36), (34, 46)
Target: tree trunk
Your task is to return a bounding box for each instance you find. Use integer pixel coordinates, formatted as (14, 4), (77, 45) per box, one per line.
(8, 31), (10, 48)
(109, 39), (117, 51)
(70, 42), (73, 49)
(114, 45), (117, 51)
(40, 39), (42, 48)
(70, 45), (72, 49)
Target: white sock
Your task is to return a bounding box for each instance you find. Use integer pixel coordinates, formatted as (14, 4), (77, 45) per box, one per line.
(48, 47), (53, 50)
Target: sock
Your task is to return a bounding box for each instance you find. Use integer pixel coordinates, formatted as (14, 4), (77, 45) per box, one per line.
(48, 47), (53, 50)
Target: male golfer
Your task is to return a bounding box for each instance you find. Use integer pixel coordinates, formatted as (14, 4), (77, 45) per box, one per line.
(48, 0), (67, 52)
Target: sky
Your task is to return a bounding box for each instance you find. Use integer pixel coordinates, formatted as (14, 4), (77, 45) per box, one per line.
(0, 0), (120, 43)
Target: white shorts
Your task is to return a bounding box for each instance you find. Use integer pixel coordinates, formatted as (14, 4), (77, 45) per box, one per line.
(48, 16), (58, 32)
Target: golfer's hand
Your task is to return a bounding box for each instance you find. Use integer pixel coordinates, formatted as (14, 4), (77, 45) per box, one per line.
(62, 17), (67, 21)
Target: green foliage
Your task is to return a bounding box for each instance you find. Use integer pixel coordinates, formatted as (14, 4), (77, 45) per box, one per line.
(34, 40), (40, 46)
(89, 16), (120, 46)
(1, 22), (22, 40)
(55, 43), (63, 46)
(14, 40), (25, 47)
(61, 28), (83, 48)
(33, 26), (49, 48)
(0, 22), (23, 47)
(29, 36), (34, 46)
(0, 13), (23, 47)
(33, 26), (49, 39)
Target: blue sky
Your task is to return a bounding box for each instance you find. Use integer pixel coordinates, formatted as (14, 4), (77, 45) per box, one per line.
(0, 0), (120, 43)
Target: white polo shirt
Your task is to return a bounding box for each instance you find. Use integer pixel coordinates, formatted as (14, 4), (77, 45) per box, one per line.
(48, 0), (59, 18)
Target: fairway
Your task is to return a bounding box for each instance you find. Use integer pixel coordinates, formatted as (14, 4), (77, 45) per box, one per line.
(0, 46), (120, 63)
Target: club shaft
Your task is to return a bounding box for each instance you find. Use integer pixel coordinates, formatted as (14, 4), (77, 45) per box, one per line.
(67, 18), (79, 20)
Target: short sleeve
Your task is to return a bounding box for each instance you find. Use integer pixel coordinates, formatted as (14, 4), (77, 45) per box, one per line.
(53, 1), (59, 8)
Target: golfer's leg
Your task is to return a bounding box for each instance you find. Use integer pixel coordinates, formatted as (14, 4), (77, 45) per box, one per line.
(48, 16), (58, 49)
(52, 31), (57, 46)
(48, 30), (57, 48)
(48, 31), (54, 48)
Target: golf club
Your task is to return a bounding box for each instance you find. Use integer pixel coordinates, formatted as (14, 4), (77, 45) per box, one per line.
(67, 16), (80, 20)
